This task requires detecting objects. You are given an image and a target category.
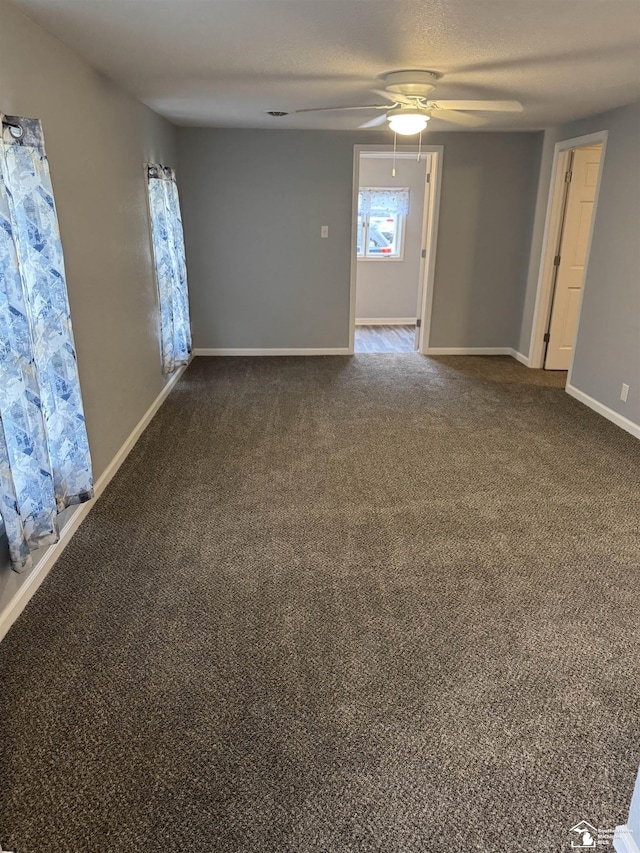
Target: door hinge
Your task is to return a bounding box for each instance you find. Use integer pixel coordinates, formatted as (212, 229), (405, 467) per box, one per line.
(416, 318), (421, 328)
(421, 248), (427, 258)
(543, 332), (550, 343)
(553, 254), (561, 266)
(565, 170), (573, 183)
(426, 173), (431, 183)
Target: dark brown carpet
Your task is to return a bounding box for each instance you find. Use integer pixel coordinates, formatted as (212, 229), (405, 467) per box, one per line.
(1, 354), (639, 853)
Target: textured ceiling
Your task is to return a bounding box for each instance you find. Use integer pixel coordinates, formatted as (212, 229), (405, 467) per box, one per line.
(9, 0), (640, 131)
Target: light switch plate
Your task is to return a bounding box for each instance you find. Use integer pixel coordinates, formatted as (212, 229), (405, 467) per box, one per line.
(321, 225), (329, 238)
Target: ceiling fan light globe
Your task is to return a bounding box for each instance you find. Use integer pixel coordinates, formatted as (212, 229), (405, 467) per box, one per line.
(387, 110), (429, 136)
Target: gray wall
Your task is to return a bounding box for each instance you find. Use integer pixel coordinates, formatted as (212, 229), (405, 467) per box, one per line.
(518, 102), (640, 426)
(178, 128), (542, 350)
(0, 2), (177, 621)
(356, 156), (425, 321)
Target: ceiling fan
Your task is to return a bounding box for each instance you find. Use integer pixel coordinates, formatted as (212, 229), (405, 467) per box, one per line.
(269, 70), (523, 134)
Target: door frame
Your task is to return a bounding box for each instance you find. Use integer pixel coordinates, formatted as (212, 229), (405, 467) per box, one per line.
(349, 144), (444, 354)
(527, 130), (608, 373)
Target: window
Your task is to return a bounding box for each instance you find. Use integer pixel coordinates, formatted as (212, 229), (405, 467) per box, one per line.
(358, 208), (404, 259)
(357, 187), (409, 260)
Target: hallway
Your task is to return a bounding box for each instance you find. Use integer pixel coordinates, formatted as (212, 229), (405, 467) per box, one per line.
(354, 324), (416, 353)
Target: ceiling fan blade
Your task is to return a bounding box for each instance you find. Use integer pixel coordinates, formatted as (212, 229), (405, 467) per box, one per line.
(429, 109), (486, 127)
(370, 89), (412, 106)
(295, 104), (389, 114)
(429, 100), (523, 112)
(358, 114), (389, 129)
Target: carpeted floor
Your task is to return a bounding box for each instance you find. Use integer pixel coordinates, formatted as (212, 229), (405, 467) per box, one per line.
(1, 354), (639, 853)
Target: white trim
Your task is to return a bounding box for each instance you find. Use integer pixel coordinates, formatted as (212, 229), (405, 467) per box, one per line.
(510, 349), (531, 366)
(614, 764), (640, 853)
(416, 151), (443, 355)
(349, 147), (360, 354)
(425, 347), (514, 356)
(357, 256), (405, 263)
(355, 318), (416, 326)
(192, 348), (351, 356)
(425, 347), (530, 363)
(566, 384), (640, 440)
(360, 152), (422, 160)
(349, 144), (444, 356)
(614, 825), (639, 853)
(528, 130), (608, 369)
(528, 148), (571, 369)
(192, 346), (532, 362)
(0, 363), (188, 643)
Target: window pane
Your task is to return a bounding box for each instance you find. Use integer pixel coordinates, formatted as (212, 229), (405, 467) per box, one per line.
(367, 209), (399, 257)
(356, 215), (363, 255)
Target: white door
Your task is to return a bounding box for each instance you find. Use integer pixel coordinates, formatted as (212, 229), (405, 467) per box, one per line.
(545, 146), (602, 370)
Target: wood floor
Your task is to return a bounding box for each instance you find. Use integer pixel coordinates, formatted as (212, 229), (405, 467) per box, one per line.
(355, 324), (416, 353)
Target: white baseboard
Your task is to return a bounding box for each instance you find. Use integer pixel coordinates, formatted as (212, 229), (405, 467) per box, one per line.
(355, 318), (416, 326)
(0, 363), (188, 643)
(614, 824), (639, 853)
(614, 763), (640, 852)
(566, 383), (640, 439)
(193, 348), (351, 356)
(425, 347), (514, 356)
(509, 349), (531, 366)
(423, 347), (531, 365)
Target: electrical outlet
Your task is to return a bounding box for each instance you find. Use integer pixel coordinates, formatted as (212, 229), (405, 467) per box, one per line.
(620, 383), (630, 403)
(321, 225), (329, 239)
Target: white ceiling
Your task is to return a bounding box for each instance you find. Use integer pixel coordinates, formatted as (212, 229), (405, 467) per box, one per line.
(11, 0), (640, 131)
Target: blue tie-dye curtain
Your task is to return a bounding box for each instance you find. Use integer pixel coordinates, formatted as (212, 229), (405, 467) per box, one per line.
(0, 116), (93, 572)
(147, 165), (191, 374)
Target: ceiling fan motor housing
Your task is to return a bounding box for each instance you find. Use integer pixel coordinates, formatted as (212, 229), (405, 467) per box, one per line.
(381, 70), (439, 98)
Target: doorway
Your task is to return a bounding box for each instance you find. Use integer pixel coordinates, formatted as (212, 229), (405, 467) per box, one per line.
(529, 132), (607, 374)
(349, 145), (443, 354)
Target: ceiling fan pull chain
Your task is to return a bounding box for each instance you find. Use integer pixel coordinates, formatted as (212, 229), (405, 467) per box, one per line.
(392, 132), (397, 177)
